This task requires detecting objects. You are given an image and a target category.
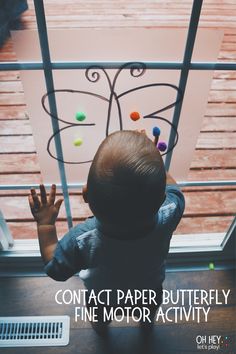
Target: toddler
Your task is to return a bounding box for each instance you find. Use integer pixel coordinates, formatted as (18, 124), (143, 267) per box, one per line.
(29, 130), (185, 333)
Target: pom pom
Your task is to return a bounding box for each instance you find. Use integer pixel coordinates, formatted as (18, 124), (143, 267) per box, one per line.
(130, 111), (140, 121)
(157, 141), (167, 152)
(152, 126), (161, 137)
(75, 111), (86, 121)
(208, 262), (215, 270)
(73, 138), (83, 147)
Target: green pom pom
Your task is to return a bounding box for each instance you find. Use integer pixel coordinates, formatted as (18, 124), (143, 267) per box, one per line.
(73, 138), (83, 147)
(75, 111), (86, 121)
(208, 262), (215, 270)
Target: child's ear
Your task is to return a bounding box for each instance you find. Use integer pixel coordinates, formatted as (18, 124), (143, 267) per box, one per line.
(82, 184), (88, 203)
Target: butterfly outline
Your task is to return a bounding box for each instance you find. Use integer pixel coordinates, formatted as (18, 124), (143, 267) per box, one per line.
(41, 62), (182, 164)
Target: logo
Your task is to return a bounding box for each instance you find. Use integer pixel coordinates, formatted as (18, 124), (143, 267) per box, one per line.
(196, 335), (232, 351)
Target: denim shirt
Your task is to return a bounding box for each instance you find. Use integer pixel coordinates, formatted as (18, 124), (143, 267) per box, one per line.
(45, 185), (185, 293)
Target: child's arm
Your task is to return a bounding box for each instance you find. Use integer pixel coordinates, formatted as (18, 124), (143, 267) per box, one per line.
(28, 184), (63, 264)
(151, 130), (177, 185)
(137, 129), (177, 186)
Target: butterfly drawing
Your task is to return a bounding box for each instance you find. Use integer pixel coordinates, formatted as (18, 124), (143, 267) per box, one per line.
(41, 62), (182, 165)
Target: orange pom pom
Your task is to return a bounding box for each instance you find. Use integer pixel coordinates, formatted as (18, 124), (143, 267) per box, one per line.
(130, 111), (141, 121)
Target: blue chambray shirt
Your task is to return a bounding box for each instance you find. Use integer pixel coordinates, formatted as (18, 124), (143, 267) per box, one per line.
(45, 185), (185, 295)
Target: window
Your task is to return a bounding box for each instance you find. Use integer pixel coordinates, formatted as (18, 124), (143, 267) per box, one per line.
(0, 0), (235, 274)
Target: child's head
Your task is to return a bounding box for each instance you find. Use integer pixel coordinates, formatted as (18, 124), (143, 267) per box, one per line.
(85, 130), (166, 230)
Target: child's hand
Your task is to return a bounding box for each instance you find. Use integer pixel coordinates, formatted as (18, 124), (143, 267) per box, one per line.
(135, 129), (159, 146)
(135, 129), (146, 135)
(28, 184), (63, 226)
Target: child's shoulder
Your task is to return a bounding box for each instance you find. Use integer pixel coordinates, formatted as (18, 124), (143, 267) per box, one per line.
(67, 217), (100, 247)
(69, 216), (96, 235)
(157, 184), (185, 228)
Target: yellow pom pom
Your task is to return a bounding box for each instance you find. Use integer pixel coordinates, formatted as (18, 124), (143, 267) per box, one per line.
(73, 138), (83, 147)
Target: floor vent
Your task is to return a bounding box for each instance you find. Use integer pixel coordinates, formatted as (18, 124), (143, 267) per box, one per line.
(0, 316), (70, 347)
